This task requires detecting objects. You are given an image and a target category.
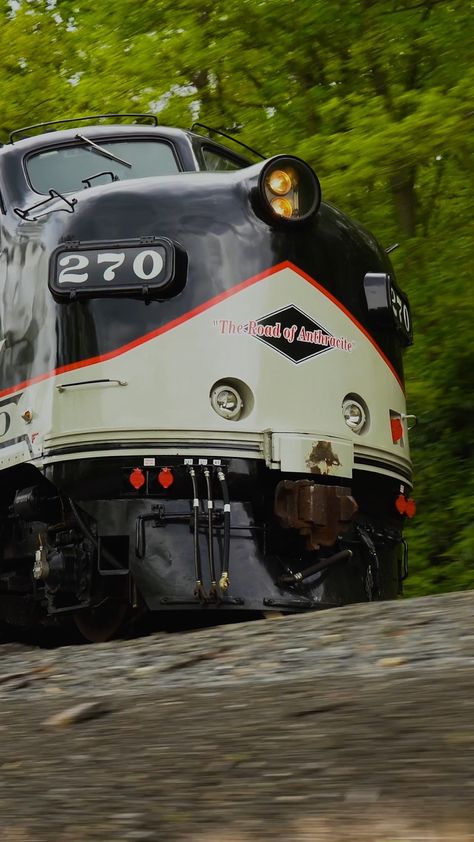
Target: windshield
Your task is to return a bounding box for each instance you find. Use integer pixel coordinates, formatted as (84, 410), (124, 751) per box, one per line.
(201, 147), (245, 172)
(26, 139), (180, 194)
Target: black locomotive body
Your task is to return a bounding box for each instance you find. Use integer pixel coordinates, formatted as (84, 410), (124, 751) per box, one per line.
(0, 115), (413, 640)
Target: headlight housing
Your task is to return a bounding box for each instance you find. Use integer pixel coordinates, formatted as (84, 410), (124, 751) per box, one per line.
(210, 384), (243, 420)
(258, 155), (321, 223)
(342, 395), (369, 434)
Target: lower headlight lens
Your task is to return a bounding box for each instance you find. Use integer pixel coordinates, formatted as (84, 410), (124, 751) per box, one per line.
(211, 384), (243, 420)
(270, 197), (294, 218)
(342, 399), (367, 433)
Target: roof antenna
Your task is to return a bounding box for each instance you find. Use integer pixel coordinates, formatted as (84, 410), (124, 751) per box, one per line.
(385, 243), (400, 254)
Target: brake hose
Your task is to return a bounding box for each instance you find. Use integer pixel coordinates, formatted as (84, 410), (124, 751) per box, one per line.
(217, 469), (231, 592)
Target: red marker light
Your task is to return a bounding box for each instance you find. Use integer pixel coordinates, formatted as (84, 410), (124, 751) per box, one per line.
(395, 494), (416, 518)
(390, 417), (403, 443)
(395, 494), (407, 515)
(158, 467), (174, 489)
(129, 468), (145, 490)
(405, 498), (416, 518)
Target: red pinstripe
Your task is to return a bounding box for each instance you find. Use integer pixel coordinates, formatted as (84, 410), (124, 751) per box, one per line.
(0, 261), (403, 399)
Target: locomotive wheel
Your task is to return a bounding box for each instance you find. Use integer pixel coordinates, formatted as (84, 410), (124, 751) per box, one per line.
(74, 600), (128, 643)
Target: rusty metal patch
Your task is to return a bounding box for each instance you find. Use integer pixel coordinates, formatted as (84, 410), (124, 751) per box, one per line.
(274, 480), (358, 550)
(306, 440), (341, 475)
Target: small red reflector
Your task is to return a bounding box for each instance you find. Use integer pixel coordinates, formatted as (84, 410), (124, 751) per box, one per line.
(390, 417), (403, 443)
(395, 494), (416, 518)
(405, 498), (416, 518)
(395, 494), (407, 515)
(158, 467), (174, 489)
(129, 468), (145, 490)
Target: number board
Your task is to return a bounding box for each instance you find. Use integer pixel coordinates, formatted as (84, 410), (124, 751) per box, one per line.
(49, 238), (176, 300)
(363, 272), (413, 345)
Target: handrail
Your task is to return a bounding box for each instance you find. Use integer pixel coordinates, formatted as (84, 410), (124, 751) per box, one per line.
(9, 113), (158, 143)
(56, 379), (127, 393)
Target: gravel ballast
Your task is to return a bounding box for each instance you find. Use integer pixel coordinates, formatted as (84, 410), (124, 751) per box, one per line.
(0, 591), (473, 841)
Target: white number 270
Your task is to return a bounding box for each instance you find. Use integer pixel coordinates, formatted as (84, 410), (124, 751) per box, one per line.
(58, 249), (164, 285)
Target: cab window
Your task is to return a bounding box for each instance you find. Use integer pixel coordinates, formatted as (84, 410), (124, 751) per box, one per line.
(26, 139), (180, 194)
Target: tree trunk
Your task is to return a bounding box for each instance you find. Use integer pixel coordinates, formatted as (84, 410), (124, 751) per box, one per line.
(390, 167), (417, 237)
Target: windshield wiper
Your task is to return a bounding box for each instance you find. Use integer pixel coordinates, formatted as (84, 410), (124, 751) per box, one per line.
(82, 171), (119, 188)
(76, 133), (132, 168)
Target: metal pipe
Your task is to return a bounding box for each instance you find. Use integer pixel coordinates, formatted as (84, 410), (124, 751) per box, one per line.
(277, 549), (352, 585)
(135, 513), (159, 560)
(69, 498), (122, 571)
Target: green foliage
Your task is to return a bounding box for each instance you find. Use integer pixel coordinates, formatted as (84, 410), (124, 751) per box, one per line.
(1, 0), (473, 594)
(0, 2), (73, 137)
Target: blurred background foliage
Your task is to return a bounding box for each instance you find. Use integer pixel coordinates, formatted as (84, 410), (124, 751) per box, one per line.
(1, 0), (472, 594)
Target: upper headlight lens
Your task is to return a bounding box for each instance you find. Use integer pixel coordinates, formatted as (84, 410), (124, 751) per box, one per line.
(266, 169), (293, 196)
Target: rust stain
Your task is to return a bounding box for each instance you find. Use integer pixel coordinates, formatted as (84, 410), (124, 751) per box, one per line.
(306, 440), (341, 475)
(274, 480), (358, 550)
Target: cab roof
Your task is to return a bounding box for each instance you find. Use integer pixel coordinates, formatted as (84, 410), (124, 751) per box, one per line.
(3, 124), (193, 153)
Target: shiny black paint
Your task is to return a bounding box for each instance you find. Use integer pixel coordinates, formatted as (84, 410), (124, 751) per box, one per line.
(0, 125), (403, 396)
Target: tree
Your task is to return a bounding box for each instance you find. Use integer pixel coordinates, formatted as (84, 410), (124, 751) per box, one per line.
(0, 1), (74, 138)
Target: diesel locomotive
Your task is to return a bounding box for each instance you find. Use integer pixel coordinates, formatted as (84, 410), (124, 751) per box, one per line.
(0, 114), (414, 641)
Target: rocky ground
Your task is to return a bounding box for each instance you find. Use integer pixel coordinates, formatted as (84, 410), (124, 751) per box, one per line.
(0, 591), (473, 841)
